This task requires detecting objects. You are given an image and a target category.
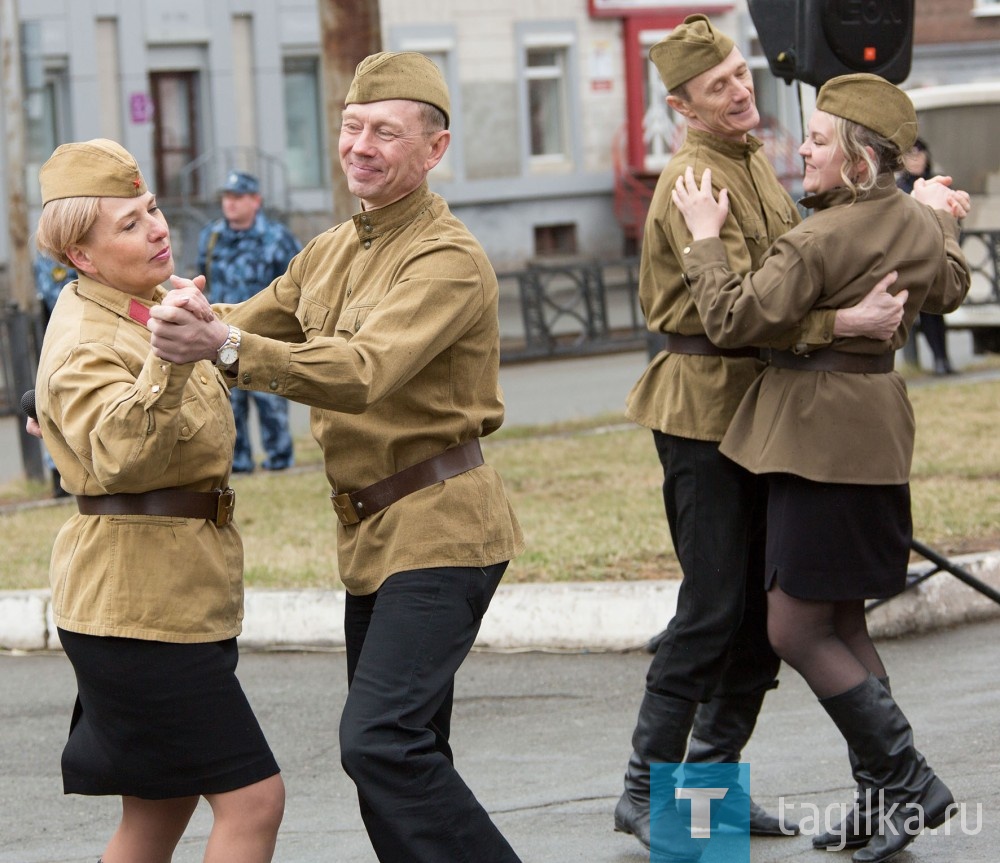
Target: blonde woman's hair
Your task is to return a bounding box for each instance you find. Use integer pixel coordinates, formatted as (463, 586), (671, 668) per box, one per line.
(832, 115), (902, 199)
(35, 197), (102, 267)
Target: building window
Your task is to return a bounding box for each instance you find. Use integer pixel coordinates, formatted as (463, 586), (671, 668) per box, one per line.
(25, 77), (66, 207)
(283, 56), (324, 189)
(23, 20), (70, 206)
(973, 0), (1000, 14)
(518, 25), (579, 172)
(534, 223), (578, 257)
(150, 71), (200, 199)
(527, 48), (569, 159)
(641, 31), (687, 173)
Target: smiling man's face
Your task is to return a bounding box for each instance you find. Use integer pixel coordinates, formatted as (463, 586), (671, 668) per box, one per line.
(668, 48), (760, 143)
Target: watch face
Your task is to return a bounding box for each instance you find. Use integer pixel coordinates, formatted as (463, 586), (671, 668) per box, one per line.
(218, 345), (239, 366)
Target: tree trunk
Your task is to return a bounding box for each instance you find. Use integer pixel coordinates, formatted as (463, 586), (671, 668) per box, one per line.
(317, 0), (382, 223)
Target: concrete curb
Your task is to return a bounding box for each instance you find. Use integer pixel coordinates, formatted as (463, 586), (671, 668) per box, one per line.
(3, 550), (999, 653)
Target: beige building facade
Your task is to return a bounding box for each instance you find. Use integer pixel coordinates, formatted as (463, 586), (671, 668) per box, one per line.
(1, 0), (998, 294)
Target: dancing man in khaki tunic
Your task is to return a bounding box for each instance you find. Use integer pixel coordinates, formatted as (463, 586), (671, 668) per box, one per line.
(616, 15), (905, 857)
(150, 53), (524, 863)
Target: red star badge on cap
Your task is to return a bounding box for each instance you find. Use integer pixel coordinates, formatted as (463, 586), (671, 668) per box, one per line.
(133, 178), (141, 189)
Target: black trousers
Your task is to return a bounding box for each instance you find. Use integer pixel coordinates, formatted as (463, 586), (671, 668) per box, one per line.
(918, 311), (949, 362)
(646, 432), (780, 702)
(340, 564), (521, 863)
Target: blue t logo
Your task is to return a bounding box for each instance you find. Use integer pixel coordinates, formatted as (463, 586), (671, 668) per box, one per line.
(651, 763), (752, 863)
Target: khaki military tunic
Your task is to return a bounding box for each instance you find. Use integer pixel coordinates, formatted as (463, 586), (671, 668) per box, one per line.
(35, 276), (243, 643)
(626, 129), (838, 442)
(223, 182), (524, 595)
(682, 179), (971, 484)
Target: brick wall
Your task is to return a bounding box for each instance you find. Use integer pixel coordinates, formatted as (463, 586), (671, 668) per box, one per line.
(915, 0), (1000, 44)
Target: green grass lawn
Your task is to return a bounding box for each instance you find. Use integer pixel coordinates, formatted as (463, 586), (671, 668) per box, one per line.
(2, 373), (998, 592)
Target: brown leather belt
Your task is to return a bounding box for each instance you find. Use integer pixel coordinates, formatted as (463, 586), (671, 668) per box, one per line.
(76, 488), (236, 527)
(331, 439), (484, 527)
(766, 349), (895, 374)
(664, 332), (760, 360)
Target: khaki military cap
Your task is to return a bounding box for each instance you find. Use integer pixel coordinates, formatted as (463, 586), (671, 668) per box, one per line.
(40, 138), (148, 205)
(649, 14), (736, 92)
(345, 51), (450, 128)
(816, 73), (918, 154)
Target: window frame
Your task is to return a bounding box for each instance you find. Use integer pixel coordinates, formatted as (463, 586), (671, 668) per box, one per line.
(282, 54), (327, 190)
(516, 23), (582, 174)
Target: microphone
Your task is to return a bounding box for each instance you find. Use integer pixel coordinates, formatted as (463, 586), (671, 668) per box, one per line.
(20, 389), (37, 420)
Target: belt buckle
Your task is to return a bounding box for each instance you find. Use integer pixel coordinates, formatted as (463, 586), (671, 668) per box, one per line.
(215, 487), (236, 527)
(331, 492), (361, 526)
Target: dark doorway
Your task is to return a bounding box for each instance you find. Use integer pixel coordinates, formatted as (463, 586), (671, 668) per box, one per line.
(150, 71), (200, 199)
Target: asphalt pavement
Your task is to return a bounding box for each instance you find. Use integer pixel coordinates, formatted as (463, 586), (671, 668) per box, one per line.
(2, 618), (999, 862)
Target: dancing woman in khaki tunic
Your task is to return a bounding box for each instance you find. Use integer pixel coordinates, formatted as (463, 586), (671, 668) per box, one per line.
(674, 74), (970, 863)
(32, 139), (284, 863)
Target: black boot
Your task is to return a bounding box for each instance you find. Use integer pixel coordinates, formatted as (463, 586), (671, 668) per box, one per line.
(614, 689), (701, 860)
(819, 675), (955, 863)
(812, 677), (890, 850)
(687, 686), (799, 836)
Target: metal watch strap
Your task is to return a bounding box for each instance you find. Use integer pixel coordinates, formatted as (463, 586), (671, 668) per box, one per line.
(216, 325), (241, 368)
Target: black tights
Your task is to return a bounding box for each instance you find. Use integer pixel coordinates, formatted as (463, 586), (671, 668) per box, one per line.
(766, 585), (887, 700)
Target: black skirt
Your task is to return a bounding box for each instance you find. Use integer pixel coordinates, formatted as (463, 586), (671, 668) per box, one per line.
(58, 630), (279, 799)
(764, 473), (912, 601)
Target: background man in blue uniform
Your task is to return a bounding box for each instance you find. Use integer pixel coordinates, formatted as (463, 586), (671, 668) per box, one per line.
(34, 253), (76, 325)
(198, 171), (302, 472)
(33, 254), (77, 497)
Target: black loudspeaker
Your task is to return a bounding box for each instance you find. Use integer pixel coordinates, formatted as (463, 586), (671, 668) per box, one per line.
(748, 0), (914, 88)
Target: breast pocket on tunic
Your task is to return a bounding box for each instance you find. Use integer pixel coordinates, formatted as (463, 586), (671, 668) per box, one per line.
(178, 380), (234, 465)
(742, 215), (772, 261)
(335, 304), (376, 340)
(777, 207), (797, 231)
(297, 297), (331, 337)
(177, 396), (208, 442)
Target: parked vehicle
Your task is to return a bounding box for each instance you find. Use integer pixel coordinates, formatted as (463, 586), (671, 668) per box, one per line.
(908, 82), (1000, 353)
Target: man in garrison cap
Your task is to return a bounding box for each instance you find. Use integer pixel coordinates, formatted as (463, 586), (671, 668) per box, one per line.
(616, 15), (905, 856)
(148, 52), (524, 863)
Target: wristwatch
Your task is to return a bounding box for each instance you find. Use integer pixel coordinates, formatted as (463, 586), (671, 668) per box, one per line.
(216, 325), (241, 369)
